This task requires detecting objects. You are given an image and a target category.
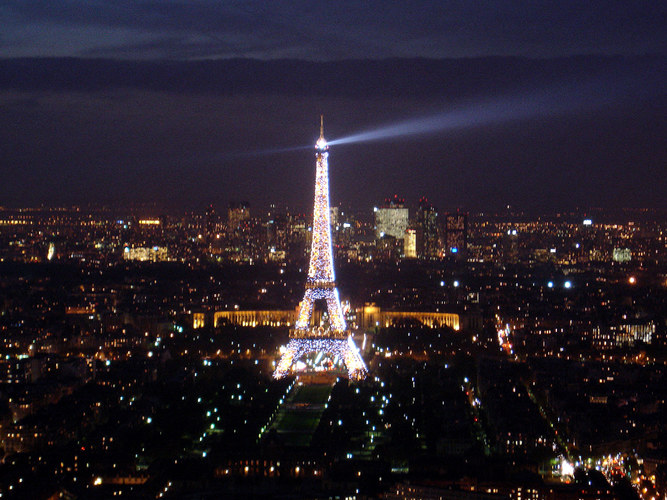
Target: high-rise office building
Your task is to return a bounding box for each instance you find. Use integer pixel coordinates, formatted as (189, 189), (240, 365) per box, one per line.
(375, 195), (409, 240)
(445, 212), (467, 256)
(501, 229), (519, 263)
(417, 197), (439, 258)
(205, 204), (216, 243)
(404, 228), (418, 258)
(227, 201), (250, 230)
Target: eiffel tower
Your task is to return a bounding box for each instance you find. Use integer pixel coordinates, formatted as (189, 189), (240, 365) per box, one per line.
(274, 117), (367, 380)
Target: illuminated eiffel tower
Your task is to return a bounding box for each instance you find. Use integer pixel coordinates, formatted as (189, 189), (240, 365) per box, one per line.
(274, 117), (367, 380)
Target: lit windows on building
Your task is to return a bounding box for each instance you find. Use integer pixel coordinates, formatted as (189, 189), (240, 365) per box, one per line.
(374, 195), (409, 240)
(123, 246), (168, 262)
(404, 228), (417, 258)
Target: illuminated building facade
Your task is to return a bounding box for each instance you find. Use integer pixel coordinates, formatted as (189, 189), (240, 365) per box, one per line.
(213, 309), (297, 328)
(357, 304), (459, 330)
(205, 204), (216, 243)
(417, 197), (439, 257)
(329, 206), (339, 228)
(194, 306), (462, 331)
(501, 229), (519, 264)
(445, 212), (467, 256)
(612, 247), (631, 263)
(227, 201), (250, 230)
(123, 246), (168, 262)
(592, 320), (655, 349)
(274, 118), (367, 380)
(404, 228), (418, 258)
(375, 195), (409, 240)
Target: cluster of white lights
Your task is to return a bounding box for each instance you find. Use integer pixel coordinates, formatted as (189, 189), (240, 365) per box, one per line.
(306, 144), (336, 283)
(274, 123), (366, 380)
(273, 337), (367, 380)
(295, 288), (346, 332)
(293, 133), (346, 332)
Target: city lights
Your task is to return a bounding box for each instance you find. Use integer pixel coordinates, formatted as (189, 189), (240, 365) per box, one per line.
(560, 457), (575, 477)
(1, 18), (664, 498)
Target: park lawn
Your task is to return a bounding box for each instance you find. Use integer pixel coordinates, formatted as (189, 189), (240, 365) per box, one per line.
(290, 384), (332, 405)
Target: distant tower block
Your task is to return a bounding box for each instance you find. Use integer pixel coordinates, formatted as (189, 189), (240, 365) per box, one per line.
(227, 201), (250, 229)
(374, 195), (409, 240)
(205, 204), (216, 243)
(274, 117), (367, 380)
(445, 212), (468, 256)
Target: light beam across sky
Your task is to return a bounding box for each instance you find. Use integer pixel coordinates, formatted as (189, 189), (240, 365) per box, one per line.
(328, 73), (654, 147)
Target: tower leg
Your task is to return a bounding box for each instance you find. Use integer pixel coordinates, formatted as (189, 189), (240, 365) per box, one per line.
(273, 337), (367, 380)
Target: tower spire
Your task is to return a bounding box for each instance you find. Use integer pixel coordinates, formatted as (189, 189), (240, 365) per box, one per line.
(320, 114), (324, 139)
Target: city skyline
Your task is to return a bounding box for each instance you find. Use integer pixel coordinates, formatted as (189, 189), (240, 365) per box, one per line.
(1, 147), (666, 497)
(1, 4), (666, 497)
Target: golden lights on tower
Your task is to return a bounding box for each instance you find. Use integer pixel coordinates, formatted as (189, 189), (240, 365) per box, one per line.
(274, 117), (367, 380)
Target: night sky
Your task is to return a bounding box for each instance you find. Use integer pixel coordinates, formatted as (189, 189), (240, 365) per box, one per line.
(0, 1), (665, 213)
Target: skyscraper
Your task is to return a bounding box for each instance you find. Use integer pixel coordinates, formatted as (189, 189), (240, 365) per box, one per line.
(205, 204), (216, 245)
(227, 201), (250, 230)
(374, 195), (409, 240)
(417, 197), (439, 258)
(445, 212), (468, 256)
(404, 228), (418, 258)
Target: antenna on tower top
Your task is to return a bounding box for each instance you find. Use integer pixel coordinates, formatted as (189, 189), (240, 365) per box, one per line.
(315, 115), (328, 151)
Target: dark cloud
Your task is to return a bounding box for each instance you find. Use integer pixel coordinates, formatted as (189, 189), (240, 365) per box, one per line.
(79, 36), (230, 60)
(1, 1), (665, 59)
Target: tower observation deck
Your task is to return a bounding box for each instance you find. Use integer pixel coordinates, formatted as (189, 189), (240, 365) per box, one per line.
(273, 117), (367, 380)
